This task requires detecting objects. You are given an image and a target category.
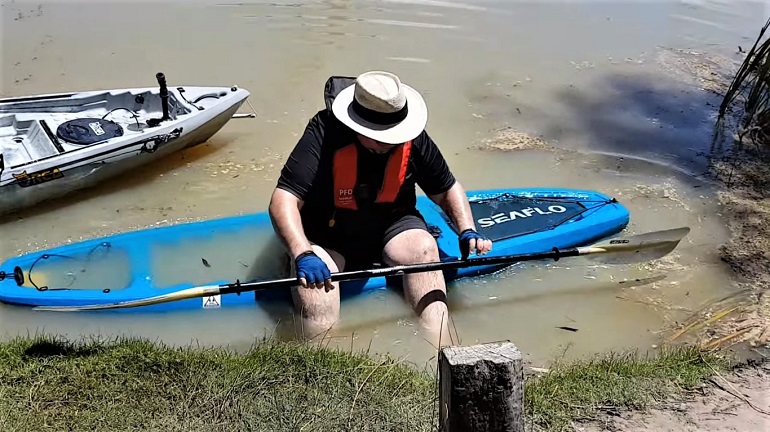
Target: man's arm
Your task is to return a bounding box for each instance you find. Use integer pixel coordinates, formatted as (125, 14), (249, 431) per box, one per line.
(269, 112), (325, 259)
(268, 188), (313, 259)
(415, 131), (492, 257)
(427, 181), (476, 233)
(413, 131), (475, 231)
(270, 188), (332, 290)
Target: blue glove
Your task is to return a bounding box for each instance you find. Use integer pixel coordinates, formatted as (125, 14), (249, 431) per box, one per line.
(295, 251), (332, 287)
(459, 229), (490, 260)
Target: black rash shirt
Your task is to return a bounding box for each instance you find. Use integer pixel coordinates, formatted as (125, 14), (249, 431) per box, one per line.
(275, 109), (456, 239)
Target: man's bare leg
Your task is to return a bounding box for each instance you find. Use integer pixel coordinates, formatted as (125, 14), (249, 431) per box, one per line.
(289, 244), (346, 341)
(383, 229), (453, 348)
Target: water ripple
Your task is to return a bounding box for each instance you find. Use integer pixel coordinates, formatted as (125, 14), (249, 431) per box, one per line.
(365, 18), (458, 29)
(386, 56), (432, 63)
(380, 0), (487, 12)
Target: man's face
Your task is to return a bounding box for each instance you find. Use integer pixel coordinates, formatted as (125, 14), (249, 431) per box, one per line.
(357, 134), (398, 154)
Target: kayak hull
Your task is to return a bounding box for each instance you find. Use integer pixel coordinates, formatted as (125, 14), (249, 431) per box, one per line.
(0, 82), (250, 217)
(0, 188), (630, 312)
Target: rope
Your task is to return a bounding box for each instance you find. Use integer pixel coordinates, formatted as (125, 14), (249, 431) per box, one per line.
(471, 192), (616, 205)
(27, 242), (112, 292)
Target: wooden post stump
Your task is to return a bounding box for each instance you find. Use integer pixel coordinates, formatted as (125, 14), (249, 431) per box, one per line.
(438, 341), (524, 432)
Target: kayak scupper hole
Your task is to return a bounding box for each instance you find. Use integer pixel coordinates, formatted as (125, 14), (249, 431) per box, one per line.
(103, 289), (110, 294)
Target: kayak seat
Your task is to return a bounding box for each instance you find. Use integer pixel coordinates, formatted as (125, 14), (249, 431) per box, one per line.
(57, 118), (123, 146)
(22, 120), (64, 162)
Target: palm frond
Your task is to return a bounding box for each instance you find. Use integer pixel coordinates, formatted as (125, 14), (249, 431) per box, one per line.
(718, 16), (770, 151)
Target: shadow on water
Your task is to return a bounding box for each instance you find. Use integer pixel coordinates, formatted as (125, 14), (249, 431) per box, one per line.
(540, 70), (732, 185)
(536, 62), (770, 309)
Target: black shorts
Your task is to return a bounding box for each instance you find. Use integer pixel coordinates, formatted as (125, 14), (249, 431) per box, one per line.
(307, 212), (430, 271)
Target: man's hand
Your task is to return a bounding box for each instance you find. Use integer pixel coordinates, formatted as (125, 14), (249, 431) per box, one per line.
(458, 229), (493, 260)
(295, 251), (334, 291)
(427, 182), (493, 260)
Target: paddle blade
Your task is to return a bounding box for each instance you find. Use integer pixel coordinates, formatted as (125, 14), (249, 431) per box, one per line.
(577, 227), (690, 265)
(32, 285), (221, 312)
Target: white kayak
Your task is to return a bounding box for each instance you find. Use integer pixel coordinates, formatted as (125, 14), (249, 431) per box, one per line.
(0, 72), (252, 216)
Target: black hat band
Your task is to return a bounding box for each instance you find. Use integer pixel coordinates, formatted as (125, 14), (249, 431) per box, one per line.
(351, 97), (409, 126)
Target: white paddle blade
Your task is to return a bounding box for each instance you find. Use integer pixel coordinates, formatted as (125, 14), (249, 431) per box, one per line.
(577, 227), (690, 265)
(32, 285), (221, 312)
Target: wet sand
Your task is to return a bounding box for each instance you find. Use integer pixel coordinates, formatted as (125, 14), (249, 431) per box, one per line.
(0, 0), (767, 366)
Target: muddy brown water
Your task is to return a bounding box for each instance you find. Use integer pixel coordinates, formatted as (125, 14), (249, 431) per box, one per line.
(0, 0), (766, 366)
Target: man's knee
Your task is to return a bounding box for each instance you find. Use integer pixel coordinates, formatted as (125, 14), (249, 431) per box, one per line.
(290, 280), (341, 336)
(288, 243), (343, 328)
(294, 296), (339, 323)
(289, 243), (345, 274)
(384, 229), (439, 265)
(291, 297), (340, 339)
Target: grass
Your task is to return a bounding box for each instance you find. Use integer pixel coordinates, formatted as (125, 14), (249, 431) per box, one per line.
(0, 334), (733, 432)
(524, 346), (730, 432)
(0, 334), (436, 432)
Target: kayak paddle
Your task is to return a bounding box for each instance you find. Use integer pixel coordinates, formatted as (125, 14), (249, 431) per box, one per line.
(32, 226), (690, 312)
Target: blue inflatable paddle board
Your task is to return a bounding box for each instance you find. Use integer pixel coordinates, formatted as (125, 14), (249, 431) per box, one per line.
(0, 188), (629, 312)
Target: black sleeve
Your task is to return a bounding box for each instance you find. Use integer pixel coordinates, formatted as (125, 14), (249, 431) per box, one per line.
(413, 130), (456, 196)
(276, 111), (326, 200)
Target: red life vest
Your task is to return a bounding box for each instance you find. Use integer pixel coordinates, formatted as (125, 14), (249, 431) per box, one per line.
(332, 141), (412, 210)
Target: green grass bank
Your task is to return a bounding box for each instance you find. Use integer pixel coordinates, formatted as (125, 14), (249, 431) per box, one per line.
(0, 334), (734, 432)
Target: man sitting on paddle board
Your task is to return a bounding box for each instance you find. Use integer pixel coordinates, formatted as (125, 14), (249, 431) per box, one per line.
(269, 70), (493, 346)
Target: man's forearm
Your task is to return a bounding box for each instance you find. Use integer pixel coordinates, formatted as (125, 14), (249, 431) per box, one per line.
(433, 182), (476, 233)
(269, 189), (314, 259)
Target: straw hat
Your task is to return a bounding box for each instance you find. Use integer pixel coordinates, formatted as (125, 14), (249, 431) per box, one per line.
(331, 71), (428, 145)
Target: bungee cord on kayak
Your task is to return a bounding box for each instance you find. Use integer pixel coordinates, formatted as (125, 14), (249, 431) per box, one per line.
(22, 242), (114, 292)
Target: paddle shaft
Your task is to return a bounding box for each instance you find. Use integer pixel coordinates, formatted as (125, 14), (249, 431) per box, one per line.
(30, 226), (690, 311)
(215, 246), (584, 296)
